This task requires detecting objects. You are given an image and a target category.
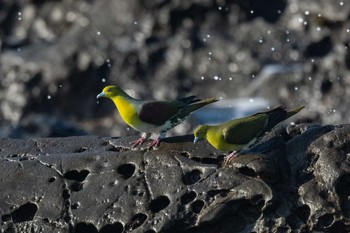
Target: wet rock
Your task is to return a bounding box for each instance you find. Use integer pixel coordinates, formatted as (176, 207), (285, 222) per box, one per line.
(1, 123), (350, 232)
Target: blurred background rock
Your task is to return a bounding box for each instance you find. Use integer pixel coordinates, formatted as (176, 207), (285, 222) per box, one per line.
(0, 0), (349, 139)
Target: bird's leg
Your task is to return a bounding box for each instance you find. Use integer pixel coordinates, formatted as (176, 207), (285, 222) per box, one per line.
(147, 132), (166, 150)
(130, 132), (148, 148)
(223, 150), (241, 165)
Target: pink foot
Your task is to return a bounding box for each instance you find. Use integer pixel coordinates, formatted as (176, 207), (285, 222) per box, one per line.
(147, 138), (161, 150)
(223, 151), (241, 165)
(130, 136), (146, 148)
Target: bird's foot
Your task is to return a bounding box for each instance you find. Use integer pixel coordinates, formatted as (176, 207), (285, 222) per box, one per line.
(223, 151), (241, 165)
(147, 138), (161, 150)
(130, 136), (146, 148)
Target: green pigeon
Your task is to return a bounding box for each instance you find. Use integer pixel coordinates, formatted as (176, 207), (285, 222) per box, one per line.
(97, 85), (219, 148)
(193, 106), (304, 162)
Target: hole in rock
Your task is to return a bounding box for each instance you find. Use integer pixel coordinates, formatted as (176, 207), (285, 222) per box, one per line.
(181, 191), (197, 204)
(1, 214), (11, 222)
(238, 166), (257, 177)
(191, 199), (205, 214)
(179, 151), (190, 157)
(150, 195), (171, 213)
(62, 189), (71, 200)
(182, 169), (202, 185)
(74, 147), (88, 153)
(117, 163), (136, 179)
(11, 202), (38, 223)
(75, 222), (98, 233)
(100, 222), (124, 233)
(48, 177), (56, 183)
(63, 169), (89, 181)
(71, 202), (81, 209)
(125, 213), (147, 231)
(70, 182), (84, 192)
(316, 213), (334, 228)
(201, 157), (219, 165)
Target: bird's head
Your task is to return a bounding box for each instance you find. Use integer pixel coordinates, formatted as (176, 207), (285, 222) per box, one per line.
(97, 85), (124, 99)
(193, 125), (209, 144)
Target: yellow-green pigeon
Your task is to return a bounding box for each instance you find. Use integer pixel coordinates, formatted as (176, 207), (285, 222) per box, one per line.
(193, 106), (304, 162)
(97, 85), (219, 149)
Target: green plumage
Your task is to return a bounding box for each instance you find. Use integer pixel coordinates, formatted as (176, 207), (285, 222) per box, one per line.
(194, 106), (304, 152)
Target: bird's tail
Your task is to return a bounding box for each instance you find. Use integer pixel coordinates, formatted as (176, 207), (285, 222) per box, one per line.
(286, 106), (305, 118)
(263, 105), (304, 130)
(179, 97), (219, 117)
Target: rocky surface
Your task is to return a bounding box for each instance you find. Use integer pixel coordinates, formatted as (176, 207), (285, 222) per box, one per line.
(1, 0), (350, 138)
(1, 123), (350, 232)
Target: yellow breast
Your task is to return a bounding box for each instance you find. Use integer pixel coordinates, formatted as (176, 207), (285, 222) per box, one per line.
(111, 96), (142, 128)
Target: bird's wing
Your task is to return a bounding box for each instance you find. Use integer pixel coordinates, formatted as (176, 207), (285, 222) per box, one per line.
(222, 114), (268, 145)
(138, 101), (184, 126)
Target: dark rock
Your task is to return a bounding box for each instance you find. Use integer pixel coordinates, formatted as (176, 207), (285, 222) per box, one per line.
(1, 123), (350, 232)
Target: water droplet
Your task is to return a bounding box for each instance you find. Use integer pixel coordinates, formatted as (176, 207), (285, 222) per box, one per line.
(207, 34), (211, 38)
(346, 29), (350, 33)
(298, 17), (304, 23)
(251, 74), (255, 78)
(18, 12), (22, 16)
(218, 6), (222, 10)
(250, 10), (254, 14)
(311, 59), (315, 63)
(267, 30), (271, 34)
(294, 86), (298, 91)
(304, 10), (310, 15)
(102, 78), (106, 83)
(316, 27), (321, 31)
(271, 47), (275, 51)
(134, 21), (138, 25)
(308, 77), (312, 81)
(47, 95), (51, 100)
(340, 1), (344, 6)
(249, 98), (254, 103)
(229, 77), (232, 81)
(213, 76), (219, 80)
(126, 127), (130, 131)
(201, 76), (205, 80)
(59, 84), (63, 88)
(97, 31), (101, 35)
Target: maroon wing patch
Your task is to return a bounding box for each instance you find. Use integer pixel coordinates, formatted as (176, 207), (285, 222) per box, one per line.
(138, 101), (183, 126)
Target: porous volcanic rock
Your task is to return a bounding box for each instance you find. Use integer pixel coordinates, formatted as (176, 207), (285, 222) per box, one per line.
(1, 123), (350, 232)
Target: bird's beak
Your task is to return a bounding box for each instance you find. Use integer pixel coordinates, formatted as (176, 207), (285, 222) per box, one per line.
(193, 137), (199, 144)
(96, 92), (105, 99)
